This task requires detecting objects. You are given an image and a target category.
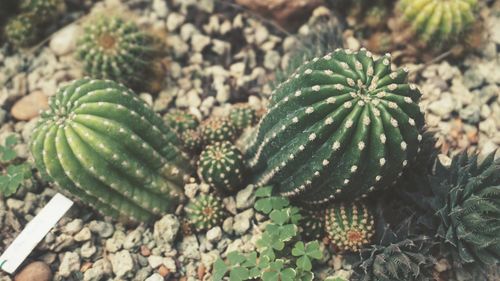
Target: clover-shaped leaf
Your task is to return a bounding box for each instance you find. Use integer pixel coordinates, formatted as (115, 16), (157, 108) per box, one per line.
(292, 241), (322, 271)
(0, 163), (31, 197)
(229, 266), (250, 281)
(270, 209), (290, 225)
(212, 258), (228, 281)
(255, 186), (273, 198)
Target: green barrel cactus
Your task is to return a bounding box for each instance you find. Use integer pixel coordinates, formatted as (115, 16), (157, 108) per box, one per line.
(76, 17), (161, 90)
(200, 117), (238, 146)
(30, 78), (194, 222)
(229, 103), (258, 133)
(300, 209), (325, 241)
(198, 141), (244, 194)
(181, 129), (203, 152)
(185, 194), (227, 232)
(398, 0), (478, 45)
(20, 0), (65, 25)
(163, 110), (199, 134)
(244, 48), (424, 205)
(429, 152), (500, 268)
(324, 202), (375, 252)
(357, 237), (434, 281)
(4, 14), (39, 47)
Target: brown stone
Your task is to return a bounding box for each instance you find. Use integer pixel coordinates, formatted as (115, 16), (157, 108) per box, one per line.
(158, 265), (170, 277)
(14, 261), (52, 281)
(235, 0), (323, 30)
(11, 91), (49, 121)
(140, 245), (151, 257)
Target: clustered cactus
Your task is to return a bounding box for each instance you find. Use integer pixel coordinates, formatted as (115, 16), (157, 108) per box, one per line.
(200, 117), (238, 146)
(164, 110), (199, 134)
(245, 48), (424, 205)
(20, 0), (65, 24)
(324, 202), (375, 252)
(397, 0), (478, 45)
(198, 141), (244, 194)
(30, 78), (194, 222)
(185, 194), (227, 232)
(229, 103), (258, 133)
(181, 129), (203, 152)
(4, 15), (38, 47)
(76, 17), (162, 90)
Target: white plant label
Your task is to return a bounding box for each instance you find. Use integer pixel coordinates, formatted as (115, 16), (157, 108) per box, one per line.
(0, 193), (73, 274)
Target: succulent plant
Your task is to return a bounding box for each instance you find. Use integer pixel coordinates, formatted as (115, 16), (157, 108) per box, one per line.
(4, 14), (39, 47)
(397, 0), (478, 45)
(229, 103), (258, 133)
(181, 129), (203, 152)
(163, 110), (199, 134)
(198, 141), (244, 194)
(357, 237), (434, 281)
(76, 17), (162, 91)
(20, 0), (65, 25)
(200, 117), (238, 146)
(30, 78), (194, 222)
(324, 202), (375, 252)
(244, 48), (425, 205)
(300, 209), (325, 241)
(185, 193), (227, 232)
(429, 152), (500, 269)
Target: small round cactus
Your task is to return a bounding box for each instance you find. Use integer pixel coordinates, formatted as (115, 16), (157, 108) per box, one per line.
(163, 110), (199, 134)
(198, 141), (244, 194)
(300, 209), (325, 241)
(324, 202), (375, 252)
(185, 194), (227, 232)
(4, 14), (39, 47)
(229, 103), (258, 132)
(20, 0), (65, 25)
(200, 117), (238, 146)
(181, 129), (203, 152)
(76, 17), (162, 90)
(398, 0), (478, 45)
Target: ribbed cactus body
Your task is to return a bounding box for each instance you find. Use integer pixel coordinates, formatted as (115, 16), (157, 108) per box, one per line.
(198, 141), (244, 194)
(324, 202), (375, 252)
(398, 0), (478, 44)
(244, 49), (424, 204)
(20, 0), (65, 24)
(77, 17), (160, 90)
(5, 15), (38, 47)
(200, 117), (238, 146)
(229, 103), (258, 133)
(185, 194), (227, 232)
(30, 79), (194, 222)
(300, 209), (325, 241)
(164, 110), (199, 134)
(181, 129), (202, 152)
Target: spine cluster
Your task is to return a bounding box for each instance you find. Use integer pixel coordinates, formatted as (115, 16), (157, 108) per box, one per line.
(185, 194), (227, 232)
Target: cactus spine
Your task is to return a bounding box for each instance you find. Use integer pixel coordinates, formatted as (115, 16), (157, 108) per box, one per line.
(200, 117), (238, 146)
(229, 103), (258, 133)
(185, 194), (227, 232)
(325, 202), (375, 252)
(244, 48), (424, 205)
(4, 14), (38, 47)
(163, 110), (199, 134)
(20, 0), (65, 25)
(300, 209), (325, 241)
(30, 78), (194, 222)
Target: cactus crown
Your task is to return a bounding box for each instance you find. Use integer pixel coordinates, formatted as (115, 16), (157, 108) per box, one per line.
(4, 14), (38, 47)
(245, 48), (424, 205)
(430, 152), (500, 268)
(200, 117), (238, 146)
(185, 194), (227, 232)
(30, 78), (194, 222)
(229, 103), (258, 132)
(198, 141), (244, 194)
(325, 202), (375, 252)
(181, 129), (203, 152)
(163, 110), (199, 134)
(77, 17), (161, 90)
(398, 0), (478, 45)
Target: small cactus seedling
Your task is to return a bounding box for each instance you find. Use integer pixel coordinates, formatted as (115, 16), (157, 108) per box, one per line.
(181, 129), (203, 152)
(200, 117), (238, 146)
(20, 0), (65, 25)
(244, 48), (424, 205)
(76, 17), (162, 91)
(198, 141), (244, 194)
(300, 209), (325, 241)
(4, 14), (39, 47)
(163, 110), (199, 134)
(185, 194), (227, 232)
(398, 0), (478, 45)
(30, 78), (194, 222)
(229, 103), (258, 133)
(324, 202), (375, 252)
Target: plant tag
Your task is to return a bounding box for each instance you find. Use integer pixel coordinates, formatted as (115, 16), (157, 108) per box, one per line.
(0, 193), (73, 274)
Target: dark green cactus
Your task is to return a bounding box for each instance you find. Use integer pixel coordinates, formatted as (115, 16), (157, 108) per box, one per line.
(4, 14), (39, 47)
(357, 237), (434, 281)
(398, 0), (478, 45)
(20, 0), (65, 25)
(244, 48), (425, 205)
(198, 141), (244, 194)
(181, 129), (203, 152)
(76, 17), (162, 90)
(185, 194), (227, 232)
(30, 78), (194, 222)
(300, 209), (325, 241)
(324, 202), (375, 252)
(229, 103), (258, 133)
(163, 110), (199, 134)
(200, 117), (238, 146)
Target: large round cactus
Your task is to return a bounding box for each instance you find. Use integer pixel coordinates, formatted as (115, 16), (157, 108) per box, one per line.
(76, 17), (161, 90)
(30, 78), (194, 222)
(244, 48), (424, 205)
(398, 0), (478, 45)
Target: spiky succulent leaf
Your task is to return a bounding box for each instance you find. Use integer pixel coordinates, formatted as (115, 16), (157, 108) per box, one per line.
(198, 141), (244, 194)
(76, 17), (161, 90)
(245, 48), (424, 205)
(4, 14), (39, 47)
(30, 78), (194, 222)
(200, 117), (238, 146)
(164, 110), (199, 134)
(185, 194), (227, 232)
(325, 202), (375, 252)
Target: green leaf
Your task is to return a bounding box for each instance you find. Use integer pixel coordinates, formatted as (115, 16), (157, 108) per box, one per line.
(5, 135), (17, 147)
(212, 258), (228, 281)
(255, 186), (273, 198)
(255, 198), (273, 214)
(298, 271), (314, 281)
(0, 163), (31, 197)
(292, 241), (306, 256)
(227, 251), (246, 265)
(229, 266), (249, 281)
(305, 241), (322, 260)
(278, 224), (297, 242)
(270, 209), (290, 225)
(296, 255), (312, 271)
(281, 268), (297, 281)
